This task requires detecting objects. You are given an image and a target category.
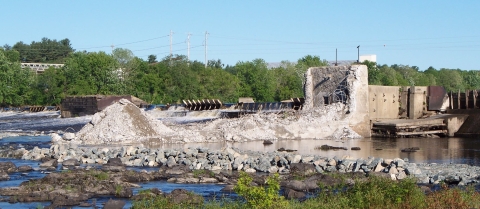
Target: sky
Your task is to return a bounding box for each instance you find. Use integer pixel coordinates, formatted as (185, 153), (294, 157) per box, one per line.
(2, 1), (479, 70)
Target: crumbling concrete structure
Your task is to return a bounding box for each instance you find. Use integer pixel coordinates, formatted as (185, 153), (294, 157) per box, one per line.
(304, 65), (370, 137)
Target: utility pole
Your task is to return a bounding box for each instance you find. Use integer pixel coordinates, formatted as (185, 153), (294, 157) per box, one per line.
(204, 31), (209, 68)
(111, 44), (114, 54)
(170, 30), (174, 57)
(187, 33), (191, 61)
(357, 45), (360, 63)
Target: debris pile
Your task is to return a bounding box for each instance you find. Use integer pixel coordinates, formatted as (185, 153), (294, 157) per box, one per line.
(73, 99), (173, 144)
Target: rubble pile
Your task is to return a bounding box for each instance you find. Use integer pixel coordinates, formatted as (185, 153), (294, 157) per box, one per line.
(73, 99), (173, 144)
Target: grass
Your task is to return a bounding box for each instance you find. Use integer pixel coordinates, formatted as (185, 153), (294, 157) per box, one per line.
(193, 169), (215, 178)
(88, 170), (109, 181)
(131, 174), (480, 209)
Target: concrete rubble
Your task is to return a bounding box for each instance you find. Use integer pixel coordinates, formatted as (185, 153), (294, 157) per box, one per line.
(70, 98), (361, 144)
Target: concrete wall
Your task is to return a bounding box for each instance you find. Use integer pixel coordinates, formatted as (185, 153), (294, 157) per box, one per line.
(409, 86), (427, 119)
(304, 65), (370, 137)
(368, 85), (401, 120)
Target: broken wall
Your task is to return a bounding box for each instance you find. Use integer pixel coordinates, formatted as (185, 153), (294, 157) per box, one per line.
(304, 65), (370, 137)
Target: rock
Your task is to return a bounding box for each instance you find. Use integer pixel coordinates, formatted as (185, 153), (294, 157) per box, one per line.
(291, 155), (302, 164)
(19, 165), (34, 173)
(40, 159), (58, 168)
(165, 165), (190, 175)
(285, 180), (307, 191)
(0, 171), (9, 181)
(63, 132), (75, 141)
(102, 158), (125, 172)
(166, 189), (203, 205)
(290, 163), (316, 176)
(103, 199), (126, 209)
(166, 156), (177, 167)
(62, 159), (80, 167)
(283, 188), (306, 200)
(199, 178), (218, 183)
(263, 140), (273, 145)
(0, 162), (16, 173)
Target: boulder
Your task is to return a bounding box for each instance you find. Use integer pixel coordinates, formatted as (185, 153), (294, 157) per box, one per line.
(283, 188), (306, 200)
(166, 189), (203, 205)
(0, 162), (16, 173)
(62, 159), (80, 167)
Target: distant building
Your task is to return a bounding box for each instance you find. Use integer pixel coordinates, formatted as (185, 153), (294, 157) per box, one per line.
(359, 54), (376, 63)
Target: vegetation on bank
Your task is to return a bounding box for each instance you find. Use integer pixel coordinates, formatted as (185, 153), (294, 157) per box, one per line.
(131, 172), (480, 209)
(1, 38), (480, 107)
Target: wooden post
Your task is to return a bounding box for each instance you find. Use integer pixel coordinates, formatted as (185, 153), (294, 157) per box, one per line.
(465, 90), (470, 109)
(450, 91), (453, 109)
(472, 90), (477, 109)
(458, 89), (461, 109)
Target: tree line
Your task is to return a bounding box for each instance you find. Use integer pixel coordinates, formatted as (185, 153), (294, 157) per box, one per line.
(0, 38), (479, 107)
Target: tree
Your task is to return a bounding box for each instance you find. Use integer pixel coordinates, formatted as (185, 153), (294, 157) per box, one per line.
(147, 55), (157, 63)
(271, 61), (303, 101)
(12, 38), (73, 63)
(437, 69), (464, 92)
(234, 59), (275, 102)
(0, 49), (35, 106)
(35, 67), (66, 105)
(63, 51), (119, 95)
(295, 55), (329, 83)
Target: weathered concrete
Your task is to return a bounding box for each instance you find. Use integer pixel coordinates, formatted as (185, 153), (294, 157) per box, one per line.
(304, 65), (370, 137)
(409, 86), (427, 119)
(368, 85), (401, 120)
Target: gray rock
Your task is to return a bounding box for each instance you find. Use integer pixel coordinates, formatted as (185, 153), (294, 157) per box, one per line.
(40, 159), (58, 168)
(0, 171), (9, 181)
(62, 159), (80, 167)
(285, 180), (307, 191)
(63, 132), (75, 141)
(166, 156), (177, 167)
(283, 188), (306, 200)
(103, 199), (126, 209)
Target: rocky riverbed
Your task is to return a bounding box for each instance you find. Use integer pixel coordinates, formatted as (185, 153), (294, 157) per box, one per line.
(0, 140), (479, 207)
(10, 134), (480, 187)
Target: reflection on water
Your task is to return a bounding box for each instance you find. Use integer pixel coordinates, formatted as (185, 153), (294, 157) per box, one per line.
(145, 137), (480, 166)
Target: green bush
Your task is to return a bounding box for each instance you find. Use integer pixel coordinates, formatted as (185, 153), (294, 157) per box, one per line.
(233, 172), (289, 209)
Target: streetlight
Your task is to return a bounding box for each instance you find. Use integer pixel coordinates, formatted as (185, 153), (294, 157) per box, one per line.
(357, 45), (360, 63)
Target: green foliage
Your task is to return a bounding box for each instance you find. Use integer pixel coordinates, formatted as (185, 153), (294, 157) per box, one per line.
(0, 49), (36, 106)
(233, 59), (275, 102)
(131, 190), (204, 209)
(115, 184), (123, 196)
(5, 36), (480, 106)
(88, 170), (109, 181)
(193, 169), (215, 178)
(234, 172), (289, 209)
(13, 37), (73, 63)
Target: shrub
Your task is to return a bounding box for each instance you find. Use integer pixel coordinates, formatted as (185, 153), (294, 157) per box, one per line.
(233, 172), (289, 209)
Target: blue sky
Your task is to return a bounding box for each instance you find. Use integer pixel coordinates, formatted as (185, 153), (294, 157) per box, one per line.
(2, 1), (479, 70)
